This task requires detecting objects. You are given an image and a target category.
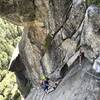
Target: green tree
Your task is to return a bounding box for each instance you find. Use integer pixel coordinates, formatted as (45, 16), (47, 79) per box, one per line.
(87, 0), (100, 7)
(0, 18), (24, 100)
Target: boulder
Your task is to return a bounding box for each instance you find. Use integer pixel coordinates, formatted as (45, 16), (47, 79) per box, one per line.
(42, 39), (77, 79)
(80, 6), (100, 62)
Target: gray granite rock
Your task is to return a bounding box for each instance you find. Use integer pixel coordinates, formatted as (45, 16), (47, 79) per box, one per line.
(80, 6), (100, 62)
(4, 0), (100, 99)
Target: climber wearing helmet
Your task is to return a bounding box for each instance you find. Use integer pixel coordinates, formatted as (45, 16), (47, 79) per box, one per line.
(39, 75), (49, 93)
(43, 78), (49, 93)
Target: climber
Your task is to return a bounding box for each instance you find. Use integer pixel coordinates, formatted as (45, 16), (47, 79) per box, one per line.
(41, 79), (49, 93)
(43, 78), (49, 92)
(39, 74), (59, 94)
(43, 78), (58, 92)
(39, 75), (49, 93)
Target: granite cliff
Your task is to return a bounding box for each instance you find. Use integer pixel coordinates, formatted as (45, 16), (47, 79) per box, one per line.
(0, 0), (100, 100)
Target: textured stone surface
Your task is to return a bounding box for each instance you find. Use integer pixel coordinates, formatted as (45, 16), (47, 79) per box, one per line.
(80, 6), (100, 62)
(1, 0), (100, 99)
(0, 0), (49, 25)
(42, 39), (77, 79)
(26, 59), (99, 100)
(51, 0), (86, 47)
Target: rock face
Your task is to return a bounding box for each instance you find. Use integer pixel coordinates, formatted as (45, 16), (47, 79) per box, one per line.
(18, 0), (86, 86)
(26, 59), (100, 100)
(81, 6), (100, 62)
(1, 0), (100, 99)
(42, 39), (77, 79)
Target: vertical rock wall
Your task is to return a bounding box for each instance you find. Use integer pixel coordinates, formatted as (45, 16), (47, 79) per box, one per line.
(1, 0), (100, 98)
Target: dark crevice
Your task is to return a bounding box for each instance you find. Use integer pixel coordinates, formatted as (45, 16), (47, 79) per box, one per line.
(60, 63), (68, 78)
(52, 2), (73, 40)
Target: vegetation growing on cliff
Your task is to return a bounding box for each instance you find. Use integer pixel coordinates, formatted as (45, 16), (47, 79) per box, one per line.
(87, 0), (100, 6)
(0, 18), (23, 69)
(0, 18), (23, 100)
(0, 69), (22, 100)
